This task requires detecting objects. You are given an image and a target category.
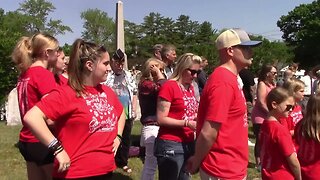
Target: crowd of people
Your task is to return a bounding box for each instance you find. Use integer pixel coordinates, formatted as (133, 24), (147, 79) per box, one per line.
(10, 28), (320, 180)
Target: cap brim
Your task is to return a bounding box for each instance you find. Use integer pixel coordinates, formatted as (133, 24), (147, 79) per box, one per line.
(239, 40), (262, 47)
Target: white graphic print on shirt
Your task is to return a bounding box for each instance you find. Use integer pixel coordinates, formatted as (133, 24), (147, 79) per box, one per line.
(180, 86), (198, 121)
(85, 92), (118, 133)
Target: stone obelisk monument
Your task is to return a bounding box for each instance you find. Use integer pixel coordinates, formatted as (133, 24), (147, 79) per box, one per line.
(116, 1), (127, 70)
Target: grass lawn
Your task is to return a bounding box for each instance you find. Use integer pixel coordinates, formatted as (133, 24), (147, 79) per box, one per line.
(0, 120), (261, 180)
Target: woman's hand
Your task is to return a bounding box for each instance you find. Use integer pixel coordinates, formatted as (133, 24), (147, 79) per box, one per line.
(150, 65), (165, 80)
(187, 120), (197, 131)
(55, 150), (71, 172)
(112, 137), (121, 156)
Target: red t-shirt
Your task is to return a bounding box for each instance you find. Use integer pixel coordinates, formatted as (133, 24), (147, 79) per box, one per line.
(157, 80), (198, 142)
(17, 66), (57, 142)
(197, 67), (248, 179)
(36, 84), (123, 178)
(260, 120), (296, 180)
(58, 74), (68, 86)
(280, 105), (303, 131)
(294, 121), (320, 180)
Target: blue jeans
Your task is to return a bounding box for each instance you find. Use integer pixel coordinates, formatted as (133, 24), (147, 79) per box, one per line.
(154, 138), (195, 180)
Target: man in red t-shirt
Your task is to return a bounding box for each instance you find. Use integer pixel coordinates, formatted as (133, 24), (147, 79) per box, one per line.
(187, 28), (261, 179)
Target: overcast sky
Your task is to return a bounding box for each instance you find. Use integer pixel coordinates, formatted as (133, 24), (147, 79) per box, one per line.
(1, 0), (314, 45)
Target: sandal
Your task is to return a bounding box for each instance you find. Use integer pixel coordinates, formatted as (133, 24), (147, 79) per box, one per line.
(122, 166), (132, 173)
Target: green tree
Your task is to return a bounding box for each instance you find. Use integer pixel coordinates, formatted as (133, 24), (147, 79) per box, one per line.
(277, 0), (320, 68)
(80, 8), (115, 48)
(17, 0), (72, 35)
(250, 37), (294, 74)
(0, 9), (29, 103)
(124, 20), (143, 58)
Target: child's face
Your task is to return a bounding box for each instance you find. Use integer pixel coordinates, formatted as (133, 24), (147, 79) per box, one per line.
(275, 97), (295, 118)
(294, 88), (305, 102)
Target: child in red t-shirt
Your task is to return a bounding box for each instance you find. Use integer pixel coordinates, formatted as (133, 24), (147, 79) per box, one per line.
(294, 94), (320, 180)
(260, 87), (301, 180)
(280, 78), (305, 136)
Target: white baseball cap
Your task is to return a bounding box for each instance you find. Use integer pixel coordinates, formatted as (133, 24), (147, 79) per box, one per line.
(216, 28), (262, 50)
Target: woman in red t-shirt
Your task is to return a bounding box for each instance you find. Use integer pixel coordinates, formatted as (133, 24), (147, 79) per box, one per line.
(294, 94), (320, 180)
(24, 39), (126, 179)
(155, 53), (201, 180)
(12, 33), (59, 180)
(260, 87), (301, 180)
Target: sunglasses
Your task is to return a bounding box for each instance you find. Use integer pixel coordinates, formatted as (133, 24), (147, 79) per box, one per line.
(285, 104), (294, 111)
(187, 68), (201, 76)
(270, 71), (277, 75)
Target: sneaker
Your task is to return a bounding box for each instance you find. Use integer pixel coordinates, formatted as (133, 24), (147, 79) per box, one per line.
(248, 139), (255, 147)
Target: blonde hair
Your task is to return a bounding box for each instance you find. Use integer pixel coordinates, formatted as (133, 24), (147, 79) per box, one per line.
(140, 58), (164, 81)
(170, 53), (201, 81)
(283, 78), (305, 100)
(11, 33), (59, 73)
(299, 94), (320, 142)
(68, 39), (107, 96)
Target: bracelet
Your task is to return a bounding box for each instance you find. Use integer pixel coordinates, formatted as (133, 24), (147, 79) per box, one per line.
(48, 138), (58, 148)
(48, 139), (62, 154)
(53, 145), (64, 156)
(117, 134), (123, 142)
(184, 120), (188, 127)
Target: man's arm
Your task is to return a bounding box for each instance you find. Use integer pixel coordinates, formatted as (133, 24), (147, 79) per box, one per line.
(187, 120), (221, 173)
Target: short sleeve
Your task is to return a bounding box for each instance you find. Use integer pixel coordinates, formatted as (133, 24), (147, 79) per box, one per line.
(139, 80), (158, 95)
(205, 82), (234, 123)
(158, 80), (175, 102)
(36, 87), (70, 121)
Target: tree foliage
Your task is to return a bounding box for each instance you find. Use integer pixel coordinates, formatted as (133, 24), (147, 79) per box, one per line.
(124, 13), (219, 69)
(0, 10), (26, 103)
(17, 0), (72, 35)
(277, 0), (320, 68)
(81, 8), (115, 48)
(0, 0), (72, 103)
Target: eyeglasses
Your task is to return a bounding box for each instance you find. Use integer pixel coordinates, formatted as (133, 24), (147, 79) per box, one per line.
(187, 68), (201, 76)
(270, 71), (277, 75)
(285, 104), (294, 111)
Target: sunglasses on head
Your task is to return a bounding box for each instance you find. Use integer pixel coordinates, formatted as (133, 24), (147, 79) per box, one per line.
(187, 68), (201, 76)
(285, 104), (294, 111)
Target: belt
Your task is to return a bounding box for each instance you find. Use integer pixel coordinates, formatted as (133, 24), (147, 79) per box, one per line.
(143, 121), (159, 126)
